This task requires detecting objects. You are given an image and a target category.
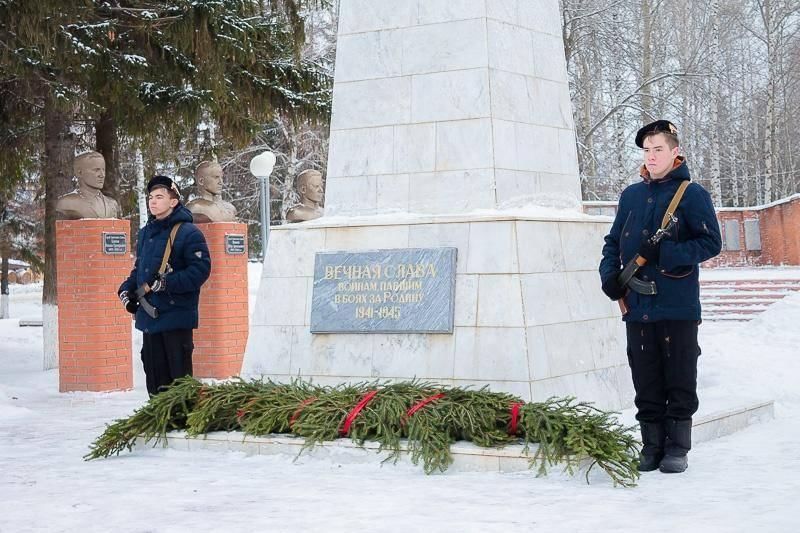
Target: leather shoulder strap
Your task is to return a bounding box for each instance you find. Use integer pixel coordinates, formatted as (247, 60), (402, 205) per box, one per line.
(159, 222), (183, 274)
(661, 181), (690, 229)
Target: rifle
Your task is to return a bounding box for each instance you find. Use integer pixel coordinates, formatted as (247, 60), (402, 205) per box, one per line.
(134, 282), (159, 319)
(617, 215), (677, 316)
(131, 222), (183, 320)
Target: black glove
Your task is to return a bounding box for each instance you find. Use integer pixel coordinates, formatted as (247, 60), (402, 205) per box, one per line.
(638, 237), (661, 264)
(602, 276), (627, 301)
(119, 290), (139, 314)
(150, 274), (166, 293)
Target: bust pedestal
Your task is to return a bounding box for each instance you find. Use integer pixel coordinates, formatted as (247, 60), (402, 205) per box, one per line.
(194, 222), (249, 378)
(56, 219), (132, 392)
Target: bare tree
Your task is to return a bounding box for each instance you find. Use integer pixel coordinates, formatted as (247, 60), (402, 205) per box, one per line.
(563, 0), (799, 206)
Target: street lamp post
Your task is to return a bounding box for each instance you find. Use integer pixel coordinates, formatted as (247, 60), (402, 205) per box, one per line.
(249, 151), (277, 260)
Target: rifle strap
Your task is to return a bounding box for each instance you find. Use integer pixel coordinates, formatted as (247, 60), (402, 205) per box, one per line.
(661, 181), (690, 229)
(159, 222), (183, 275)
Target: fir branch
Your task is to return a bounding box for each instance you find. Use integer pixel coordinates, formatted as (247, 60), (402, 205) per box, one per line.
(83, 376), (202, 460)
(238, 379), (322, 435)
(184, 378), (268, 435)
(290, 382), (368, 447)
(518, 398), (640, 487)
(347, 380), (441, 464)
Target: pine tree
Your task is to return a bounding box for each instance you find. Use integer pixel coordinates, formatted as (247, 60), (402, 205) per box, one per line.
(68, 1), (332, 197)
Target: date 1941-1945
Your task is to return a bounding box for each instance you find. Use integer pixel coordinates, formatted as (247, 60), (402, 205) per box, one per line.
(355, 306), (401, 320)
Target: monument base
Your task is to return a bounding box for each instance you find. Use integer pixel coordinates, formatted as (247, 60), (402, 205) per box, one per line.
(244, 212), (631, 410)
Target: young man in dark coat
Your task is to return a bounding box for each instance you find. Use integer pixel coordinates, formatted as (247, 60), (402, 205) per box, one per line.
(599, 120), (722, 474)
(118, 176), (211, 396)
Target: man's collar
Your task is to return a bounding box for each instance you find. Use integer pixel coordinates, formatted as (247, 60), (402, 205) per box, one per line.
(640, 156), (685, 183)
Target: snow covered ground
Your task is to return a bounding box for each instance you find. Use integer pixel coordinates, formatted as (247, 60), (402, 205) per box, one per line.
(1, 266), (799, 532)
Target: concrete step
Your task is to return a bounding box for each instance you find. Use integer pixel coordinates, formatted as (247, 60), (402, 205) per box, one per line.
(699, 278), (799, 321)
(701, 279), (800, 286)
(702, 288), (800, 295)
(702, 309), (766, 321)
(618, 398), (774, 445)
(700, 300), (774, 311)
(702, 315), (752, 322)
(701, 292), (786, 300)
(702, 299), (780, 307)
(700, 282), (800, 291)
(149, 398), (774, 474)
(702, 303), (772, 311)
(692, 400), (774, 443)
(701, 306), (766, 315)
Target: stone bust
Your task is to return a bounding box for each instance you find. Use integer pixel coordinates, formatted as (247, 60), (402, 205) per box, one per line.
(186, 161), (237, 223)
(56, 151), (121, 219)
(286, 169), (324, 223)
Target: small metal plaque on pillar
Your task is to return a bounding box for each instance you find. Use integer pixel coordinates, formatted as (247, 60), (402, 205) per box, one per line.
(310, 248), (457, 334)
(225, 234), (246, 255)
(102, 232), (127, 255)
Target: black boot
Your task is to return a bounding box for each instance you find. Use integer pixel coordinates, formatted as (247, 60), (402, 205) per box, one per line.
(637, 422), (665, 472)
(660, 419), (692, 473)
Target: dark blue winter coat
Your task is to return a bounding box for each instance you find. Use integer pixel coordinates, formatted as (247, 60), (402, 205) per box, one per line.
(119, 204), (211, 334)
(599, 158), (722, 322)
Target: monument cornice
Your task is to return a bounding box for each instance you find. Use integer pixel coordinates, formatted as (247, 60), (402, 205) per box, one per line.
(272, 210), (612, 231)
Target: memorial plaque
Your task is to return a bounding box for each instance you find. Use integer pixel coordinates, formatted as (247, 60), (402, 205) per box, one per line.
(102, 232), (127, 255)
(310, 248), (457, 333)
(744, 219), (761, 251)
(723, 219), (741, 251)
(225, 234), (246, 255)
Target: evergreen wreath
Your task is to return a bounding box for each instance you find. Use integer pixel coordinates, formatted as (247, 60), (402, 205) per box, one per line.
(85, 377), (640, 487)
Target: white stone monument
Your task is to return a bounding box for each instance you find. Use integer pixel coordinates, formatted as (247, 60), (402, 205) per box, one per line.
(244, 0), (631, 409)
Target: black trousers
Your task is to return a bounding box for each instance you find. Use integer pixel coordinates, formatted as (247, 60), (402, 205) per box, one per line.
(141, 329), (194, 396)
(626, 320), (700, 423)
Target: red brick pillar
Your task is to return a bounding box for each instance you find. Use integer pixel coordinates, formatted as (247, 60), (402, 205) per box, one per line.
(194, 222), (249, 378)
(56, 219), (133, 392)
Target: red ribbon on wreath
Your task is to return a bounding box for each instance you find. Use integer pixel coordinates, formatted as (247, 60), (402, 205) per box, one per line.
(340, 390), (379, 436)
(236, 398), (260, 422)
(289, 397), (317, 428)
(508, 401), (525, 435)
(405, 392), (446, 419)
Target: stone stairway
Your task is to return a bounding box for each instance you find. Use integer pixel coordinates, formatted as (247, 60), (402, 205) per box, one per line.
(701, 278), (800, 321)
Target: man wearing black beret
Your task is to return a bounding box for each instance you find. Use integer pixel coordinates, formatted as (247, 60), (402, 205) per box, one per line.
(599, 120), (722, 473)
(118, 175), (211, 396)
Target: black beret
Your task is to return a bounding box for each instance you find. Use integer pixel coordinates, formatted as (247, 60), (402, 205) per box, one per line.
(635, 120), (678, 148)
(147, 175), (180, 196)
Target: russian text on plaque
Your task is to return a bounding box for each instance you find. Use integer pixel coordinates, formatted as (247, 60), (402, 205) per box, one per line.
(310, 248), (457, 334)
(102, 232), (127, 255)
